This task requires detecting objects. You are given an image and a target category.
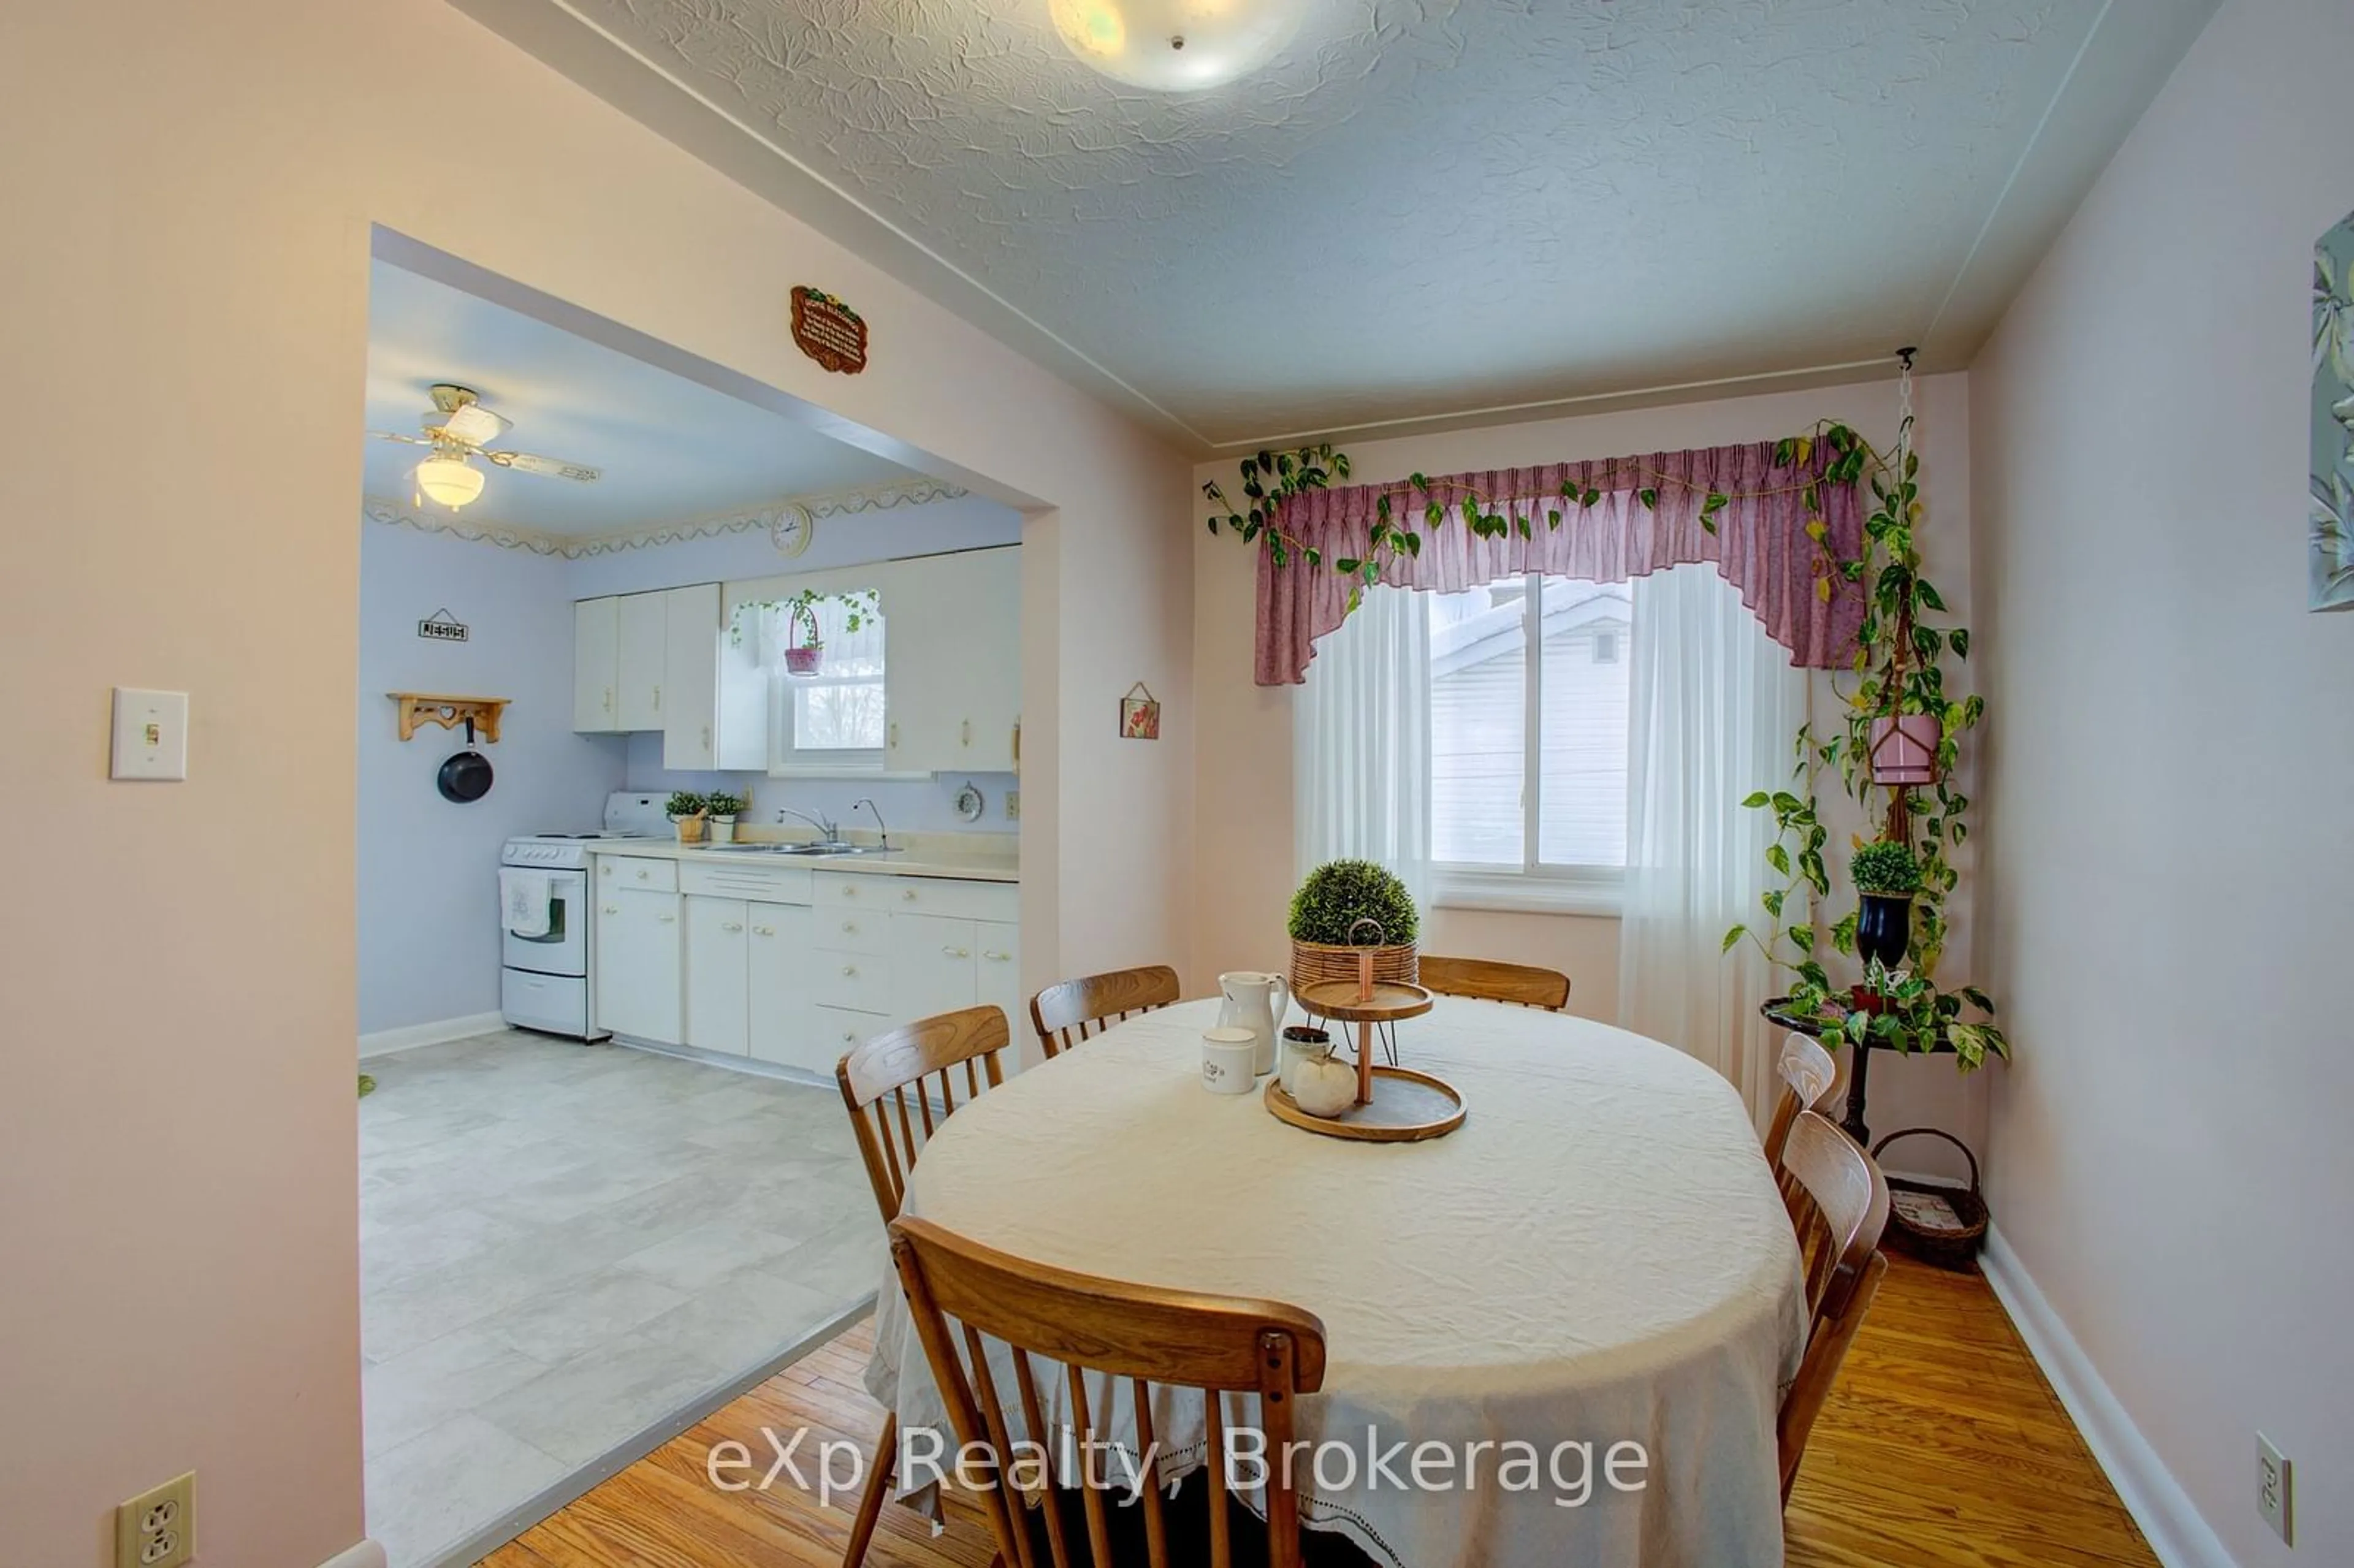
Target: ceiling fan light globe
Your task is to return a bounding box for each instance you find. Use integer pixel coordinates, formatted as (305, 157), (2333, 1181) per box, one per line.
(415, 457), (486, 509)
(1047, 0), (1305, 90)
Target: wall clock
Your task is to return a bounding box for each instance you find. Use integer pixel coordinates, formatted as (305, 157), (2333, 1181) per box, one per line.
(770, 502), (816, 558)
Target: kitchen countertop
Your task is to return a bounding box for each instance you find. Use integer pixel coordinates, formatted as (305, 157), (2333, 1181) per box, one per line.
(585, 835), (1018, 885)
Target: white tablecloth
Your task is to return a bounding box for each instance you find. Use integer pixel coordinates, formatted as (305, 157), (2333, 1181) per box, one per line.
(865, 996), (1805, 1568)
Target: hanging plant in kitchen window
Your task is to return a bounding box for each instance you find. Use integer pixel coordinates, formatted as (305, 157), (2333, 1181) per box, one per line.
(728, 588), (882, 677)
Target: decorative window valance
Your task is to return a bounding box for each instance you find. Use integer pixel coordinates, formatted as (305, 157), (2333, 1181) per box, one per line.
(1255, 440), (1865, 685)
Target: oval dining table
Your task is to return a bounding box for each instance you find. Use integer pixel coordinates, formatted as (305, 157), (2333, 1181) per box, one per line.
(863, 994), (1807, 1568)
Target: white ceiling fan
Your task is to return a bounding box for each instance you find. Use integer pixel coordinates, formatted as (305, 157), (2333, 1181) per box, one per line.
(370, 384), (601, 510)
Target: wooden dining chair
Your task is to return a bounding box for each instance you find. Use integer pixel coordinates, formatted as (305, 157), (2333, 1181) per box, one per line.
(1761, 1031), (1841, 1170)
(1029, 964), (1182, 1059)
(834, 1005), (1018, 1566)
(889, 1213), (1328, 1568)
(1415, 955), (1572, 1012)
(1776, 1110), (1892, 1504)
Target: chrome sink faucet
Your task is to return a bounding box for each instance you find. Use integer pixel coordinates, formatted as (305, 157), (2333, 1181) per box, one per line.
(775, 805), (840, 842)
(852, 797), (891, 850)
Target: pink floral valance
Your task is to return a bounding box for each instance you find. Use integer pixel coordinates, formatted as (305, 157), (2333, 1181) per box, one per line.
(1256, 440), (1865, 685)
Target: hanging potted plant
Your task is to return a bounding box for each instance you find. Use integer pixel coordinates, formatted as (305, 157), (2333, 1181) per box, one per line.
(704, 790), (746, 845)
(782, 598), (825, 677)
(1287, 859), (1420, 992)
(666, 790), (708, 844)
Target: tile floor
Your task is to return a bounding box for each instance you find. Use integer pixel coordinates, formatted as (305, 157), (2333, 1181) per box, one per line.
(359, 1030), (884, 1568)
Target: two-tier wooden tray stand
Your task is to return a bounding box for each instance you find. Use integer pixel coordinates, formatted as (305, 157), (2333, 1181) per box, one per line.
(1274, 977), (1465, 1142)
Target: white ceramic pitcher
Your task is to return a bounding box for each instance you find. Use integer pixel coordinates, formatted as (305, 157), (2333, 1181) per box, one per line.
(1216, 971), (1291, 1075)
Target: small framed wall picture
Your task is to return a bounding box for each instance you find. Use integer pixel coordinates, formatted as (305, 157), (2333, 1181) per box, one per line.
(1120, 682), (1161, 740)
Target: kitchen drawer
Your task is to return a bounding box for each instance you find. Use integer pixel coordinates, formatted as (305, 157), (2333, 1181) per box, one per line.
(821, 871), (1017, 923)
(814, 905), (890, 954)
(596, 854), (678, 894)
(679, 860), (814, 904)
(814, 1005), (883, 1062)
(812, 950), (893, 1014)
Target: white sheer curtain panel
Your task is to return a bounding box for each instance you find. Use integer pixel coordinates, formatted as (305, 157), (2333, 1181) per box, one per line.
(1293, 584), (1433, 913)
(1617, 564), (1807, 1128)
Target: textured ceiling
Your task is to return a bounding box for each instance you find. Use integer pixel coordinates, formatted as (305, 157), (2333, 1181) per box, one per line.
(364, 257), (919, 533)
(464, 0), (2218, 449)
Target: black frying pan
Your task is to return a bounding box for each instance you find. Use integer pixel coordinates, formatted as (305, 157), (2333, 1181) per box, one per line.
(437, 719), (494, 803)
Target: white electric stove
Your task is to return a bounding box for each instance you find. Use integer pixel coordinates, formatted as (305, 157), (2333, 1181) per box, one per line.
(498, 793), (669, 1037)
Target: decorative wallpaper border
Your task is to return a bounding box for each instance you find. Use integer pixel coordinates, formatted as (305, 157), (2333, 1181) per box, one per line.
(360, 476), (972, 559)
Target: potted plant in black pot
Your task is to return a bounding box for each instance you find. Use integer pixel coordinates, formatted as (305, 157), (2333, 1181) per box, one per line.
(1848, 839), (1921, 972)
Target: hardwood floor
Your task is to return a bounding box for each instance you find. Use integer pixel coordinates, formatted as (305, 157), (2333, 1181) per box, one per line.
(482, 1255), (2158, 1567)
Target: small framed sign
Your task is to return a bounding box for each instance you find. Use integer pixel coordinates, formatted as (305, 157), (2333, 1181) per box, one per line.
(417, 608), (470, 643)
(791, 286), (868, 375)
(1120, 682), (1161, 740)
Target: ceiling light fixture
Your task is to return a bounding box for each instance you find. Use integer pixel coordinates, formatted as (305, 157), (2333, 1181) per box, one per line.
(414, 455), (486, 509)
(1047, 0), (1307, 90)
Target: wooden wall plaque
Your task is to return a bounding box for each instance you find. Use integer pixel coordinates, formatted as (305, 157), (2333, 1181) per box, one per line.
(791, 286), (868, 375)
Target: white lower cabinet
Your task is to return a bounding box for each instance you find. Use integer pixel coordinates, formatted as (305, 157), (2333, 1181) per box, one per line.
(595, 886), (682, 1045)
(747, 907), (819, 1071)
(684, 896), (752, 1056)
(595, 855), (1017, 1070)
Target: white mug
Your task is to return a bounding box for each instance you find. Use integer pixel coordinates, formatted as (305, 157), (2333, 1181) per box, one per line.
(1201, 1027), (1258, 1095)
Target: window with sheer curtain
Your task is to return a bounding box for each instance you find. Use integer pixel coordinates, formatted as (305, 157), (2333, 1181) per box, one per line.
(1428, 576), (1633, 897)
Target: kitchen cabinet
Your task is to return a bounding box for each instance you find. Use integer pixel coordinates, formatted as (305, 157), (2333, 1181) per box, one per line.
(684, 895), (750, 1056)
(746, 905), (819, 1071)
(573, 596), (620, 731)
(595, 881), (681, 1045)
(890, 913), (980, 1023)
(662, 583), (721, 771)
(975, 920), (1023, 1035)
(883, 546), (1020, 774)
(615, 591), (667, 731)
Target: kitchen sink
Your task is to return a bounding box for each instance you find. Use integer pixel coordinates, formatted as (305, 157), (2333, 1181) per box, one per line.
(696, 842), (901, 856)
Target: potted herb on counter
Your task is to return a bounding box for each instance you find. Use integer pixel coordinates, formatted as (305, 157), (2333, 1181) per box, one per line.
(704, 791), (746, 845)
(666, 791), (708, 844)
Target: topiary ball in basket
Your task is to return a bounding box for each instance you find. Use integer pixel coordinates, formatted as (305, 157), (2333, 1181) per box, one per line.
(1287, 859), (1420, 993)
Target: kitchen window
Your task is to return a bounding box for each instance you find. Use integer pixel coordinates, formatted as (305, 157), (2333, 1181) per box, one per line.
(1429, 576), (1631, 910)
(769, 592), (887, 773)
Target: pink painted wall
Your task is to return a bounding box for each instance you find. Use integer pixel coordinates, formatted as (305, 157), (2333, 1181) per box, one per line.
(1970, 0), (2354, 1559)
(1191, 376), (1989, 1167)
(0, 1), (1190, 1560)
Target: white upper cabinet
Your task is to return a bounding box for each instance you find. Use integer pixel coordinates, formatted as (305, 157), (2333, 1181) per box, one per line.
(573, 596), (620, 732)
(615, 591), (667, 732)
(661, 583), (721, 771)
(884, 546), (1021, 775)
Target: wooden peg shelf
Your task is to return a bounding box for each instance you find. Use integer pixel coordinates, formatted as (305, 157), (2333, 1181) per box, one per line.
(389, 693), (508, 743)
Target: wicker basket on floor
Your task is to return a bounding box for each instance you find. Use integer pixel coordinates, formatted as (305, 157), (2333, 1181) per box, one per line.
(1871, 1127), (1990, 1270)
(1290, 939), (1418, 995)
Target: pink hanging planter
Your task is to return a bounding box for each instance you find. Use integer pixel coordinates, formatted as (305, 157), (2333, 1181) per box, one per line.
(783, 602), (825, 677)
(1868, 713), (1941, 785)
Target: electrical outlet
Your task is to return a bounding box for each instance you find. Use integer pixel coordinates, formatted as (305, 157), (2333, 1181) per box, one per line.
(2257, 1433), (2293, 1544)
(116, 1471), (194, 1568)
(1005, 790), (1020, 821)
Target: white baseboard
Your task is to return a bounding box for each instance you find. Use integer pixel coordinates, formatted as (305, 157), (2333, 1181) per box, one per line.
(319, 1540), (387, 1568)
(1979, 1225), (2236, 1568)
(358, 1011), (507, 1059)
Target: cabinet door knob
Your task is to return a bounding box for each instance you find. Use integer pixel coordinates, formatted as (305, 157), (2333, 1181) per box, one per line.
(840, 921), (859, 935)
(983, 950), (1011, 962)
(961, 718), (972, 746)
(702, 725), (712, 750)
(841, 964), (858, 977)
(842, 886), (859, 898)
(722, 921), (744, 933)
(652, 683), (661, 711)
(753, 925), (774, 937)
(657, 914), (676, 924)
(602, 906), (619, 915)
(901, 888), (917, 902)
(636, 867), (650, 880)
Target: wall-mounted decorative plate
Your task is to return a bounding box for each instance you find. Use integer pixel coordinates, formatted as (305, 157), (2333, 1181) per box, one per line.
(953, 780), (985, 823)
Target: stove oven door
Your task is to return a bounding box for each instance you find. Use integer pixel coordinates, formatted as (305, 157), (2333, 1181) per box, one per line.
(503, 868), (587, 978)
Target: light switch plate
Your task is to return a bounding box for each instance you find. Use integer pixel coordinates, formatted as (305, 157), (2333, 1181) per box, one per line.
(110, 688), (188, 780)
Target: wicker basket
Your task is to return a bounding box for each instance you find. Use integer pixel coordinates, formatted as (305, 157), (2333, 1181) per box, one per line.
(1290, 939), (1418, 995)
(1871, 1127), (1989, 1270)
